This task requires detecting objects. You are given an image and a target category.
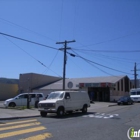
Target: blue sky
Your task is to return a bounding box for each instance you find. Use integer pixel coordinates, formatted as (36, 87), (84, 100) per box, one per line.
(0, 0), (140, 79)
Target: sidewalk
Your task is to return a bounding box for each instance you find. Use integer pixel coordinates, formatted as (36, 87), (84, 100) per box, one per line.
(0, 101), (117, 120)
(0, 101), (40, 120)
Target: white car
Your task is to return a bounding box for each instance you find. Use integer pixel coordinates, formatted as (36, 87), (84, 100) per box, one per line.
(4, 93), (44, 107)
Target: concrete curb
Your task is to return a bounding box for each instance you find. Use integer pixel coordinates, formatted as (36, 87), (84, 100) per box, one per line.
(0, 115), (40, 120)
(108, 104), (117, 107)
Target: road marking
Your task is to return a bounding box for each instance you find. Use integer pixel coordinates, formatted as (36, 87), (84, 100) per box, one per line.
(20, 133), (52, 140)
(0, 119), (37, 126)
(83, 113), (119, 119)
(0, 122), (41, 131)
(0, 126), (46, 138)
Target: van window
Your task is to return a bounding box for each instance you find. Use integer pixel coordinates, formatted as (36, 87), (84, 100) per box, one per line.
(130, 92), (137, 95)
(65, 92), (70, 99)
(38, 94), (43, 98)
(47, 92), (63, 99)
(19, 94), (28, 99)
(137, 91), (140, 95)
(31, 94), (35, 98)
(59, 93), (64, 99)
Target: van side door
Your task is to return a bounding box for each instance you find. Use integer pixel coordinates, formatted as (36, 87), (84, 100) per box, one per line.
(17, 94), (28, 106)
(64, 92), (72, 111)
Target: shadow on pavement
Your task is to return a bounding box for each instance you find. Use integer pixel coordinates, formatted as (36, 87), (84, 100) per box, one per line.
(42, 111), (97, 119)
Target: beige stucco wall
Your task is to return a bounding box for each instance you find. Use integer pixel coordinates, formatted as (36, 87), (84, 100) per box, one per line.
(19, 73), (62, 93)
(0, 83), (18, 100)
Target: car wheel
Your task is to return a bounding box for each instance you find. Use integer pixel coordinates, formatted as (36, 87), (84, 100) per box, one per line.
(9, 102), (16, 107)
(128, 102), (131, 105)
(82, 105), (87, 113)
(57, 107), (65, 117)
(40, 111), (47, 117)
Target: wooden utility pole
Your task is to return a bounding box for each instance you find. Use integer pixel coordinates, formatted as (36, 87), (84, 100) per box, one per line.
(56, 40), (76, 90)
(131, 62), (140, 88)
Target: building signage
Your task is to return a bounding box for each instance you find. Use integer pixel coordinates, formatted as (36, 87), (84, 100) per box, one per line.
(79, 82), (114, 88)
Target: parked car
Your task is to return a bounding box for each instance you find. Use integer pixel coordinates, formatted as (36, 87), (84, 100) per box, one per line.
(4, 93), (44, 107)
(117, 96), (133, 105)
(38, 91), (90, 117)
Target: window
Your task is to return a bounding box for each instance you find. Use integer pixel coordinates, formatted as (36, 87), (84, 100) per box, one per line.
(137, 91), (140, 95)
(65, 92), (70, 99)
(121, 79), (123, 91)
(59, 93), (64, 99)
(31, 94), (35, 98)
(18, 95), (25, 98)
(130, 92), (136, 95)
(19, 94), (28, 98)
(117, 82), (120, 91)
(38, 94), (43, 97)
(24, 95), (28, 98)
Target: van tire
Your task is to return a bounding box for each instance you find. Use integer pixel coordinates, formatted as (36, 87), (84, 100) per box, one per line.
(9, 102), (16, 107)
(57, 107), (65, 117)
(40, 111), (47, 117)
(82, 105), (87, 113)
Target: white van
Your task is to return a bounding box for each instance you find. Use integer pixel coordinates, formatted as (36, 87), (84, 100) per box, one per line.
(130, 88), (140, 102)
(38, 91), (90, 117)
(4, 93), (44, 107)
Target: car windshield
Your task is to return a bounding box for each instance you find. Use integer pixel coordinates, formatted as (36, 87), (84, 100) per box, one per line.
(47, 92), (64, 99)
(119, 97), (128, 101)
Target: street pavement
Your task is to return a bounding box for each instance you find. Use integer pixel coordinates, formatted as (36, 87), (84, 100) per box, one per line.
(0, 101), (117, 120)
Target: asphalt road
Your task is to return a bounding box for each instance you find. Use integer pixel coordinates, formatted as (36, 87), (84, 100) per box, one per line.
(0, 103), (140, 140)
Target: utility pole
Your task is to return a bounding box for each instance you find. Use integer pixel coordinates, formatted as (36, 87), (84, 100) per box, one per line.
(56, 40), (76, 90)
(131, 62), (140, 88)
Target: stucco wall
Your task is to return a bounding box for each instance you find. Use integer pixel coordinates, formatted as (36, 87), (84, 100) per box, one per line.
(0, 83), (18, 100)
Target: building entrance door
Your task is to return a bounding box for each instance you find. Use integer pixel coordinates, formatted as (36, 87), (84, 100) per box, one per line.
(88, 87), (110, 102)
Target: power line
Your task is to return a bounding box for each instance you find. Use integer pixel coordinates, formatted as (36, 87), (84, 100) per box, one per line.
(0, 17), (56, 42)
(59, 0), (64, 41)
(72, 48), (140, 53)
(3, 36), (62, 77)
(74, 49), (136, 63)
(76, 31), (140, 48)
(3, 36), (46, 67)
(42, 50), (61, 76)
(0, 32), (58, 50)
(69, 50), (133, 75)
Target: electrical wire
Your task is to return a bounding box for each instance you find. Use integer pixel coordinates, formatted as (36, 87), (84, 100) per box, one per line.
(72, 0), (78, 39)
(59, 0), (64, 41)
(72, 48), (140, 53)
(76, 30), (140, 48)
(69, 50), (133, 75)
(0, 32), (58, 50)
(0, 17), (56, 42)
(3, 36), (46, 67)
(3, 36), (62, 77)
(42, 50), (62, 77)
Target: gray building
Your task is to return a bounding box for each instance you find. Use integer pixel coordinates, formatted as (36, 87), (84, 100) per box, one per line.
(19, 73), (62, 93)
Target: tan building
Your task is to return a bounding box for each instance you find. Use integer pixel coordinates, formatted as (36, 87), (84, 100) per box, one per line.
(33, 75), (134, 102)
(0, 78), (19, 100)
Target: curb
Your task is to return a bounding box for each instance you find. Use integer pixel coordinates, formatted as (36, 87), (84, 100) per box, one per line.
(0, 115), (40, 120)
(108, 104), (117, 107)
